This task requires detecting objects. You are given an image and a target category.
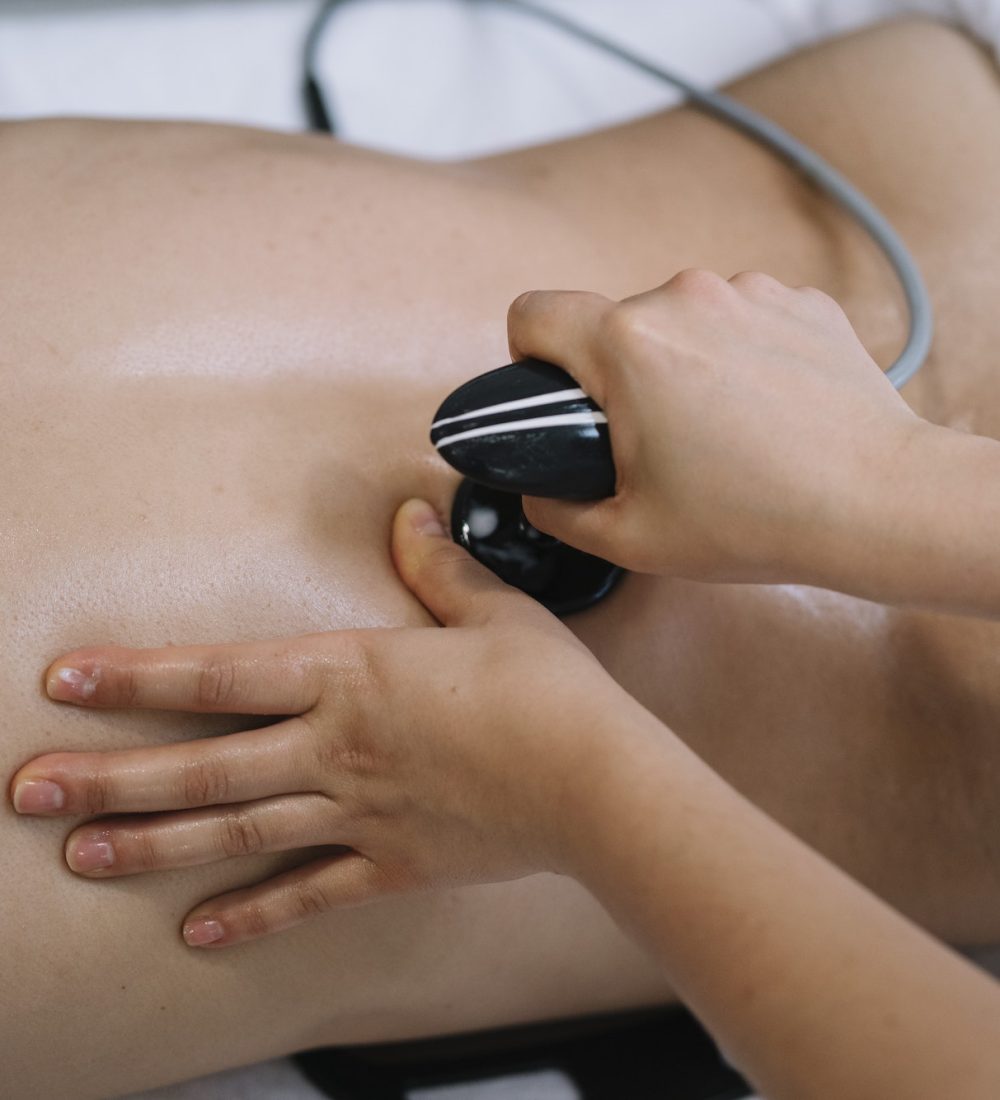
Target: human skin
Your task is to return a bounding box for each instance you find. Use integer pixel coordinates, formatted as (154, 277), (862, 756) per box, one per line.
(511, 271), (1000, 616)
(17, 501), (1000, 1100)
(3, 17), (1000, 1098)
(507, 270), (924, 582)
(13, 273), (989, 937)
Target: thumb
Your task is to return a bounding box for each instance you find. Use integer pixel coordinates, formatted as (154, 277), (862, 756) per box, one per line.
(391, 499), (526, 626)
(522, 495), (621, 564)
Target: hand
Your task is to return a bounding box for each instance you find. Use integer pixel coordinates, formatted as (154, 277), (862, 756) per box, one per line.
(9, 500), (638, 948)
(508, 269), (926, 584)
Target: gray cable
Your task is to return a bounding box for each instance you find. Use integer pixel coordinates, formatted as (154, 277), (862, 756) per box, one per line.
(304, 0), (933, 387)
(496, 0), (933, 389)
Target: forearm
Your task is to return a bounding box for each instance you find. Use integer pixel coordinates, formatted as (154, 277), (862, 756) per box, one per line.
(566, 715), (1000, 1100)
(809, 420), (1000, 617)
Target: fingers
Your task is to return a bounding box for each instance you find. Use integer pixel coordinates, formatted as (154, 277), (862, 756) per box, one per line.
(521, 495), (622, 565)
(43, 637), (331, 713)
(506, 289), (613, 400)
(391, 499), (541, 627)
(10, 718), (315, 816)
(181, 849), (387, 948)
(63, 793), (344, 876)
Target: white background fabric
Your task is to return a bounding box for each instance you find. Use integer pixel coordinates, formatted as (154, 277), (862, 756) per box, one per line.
(0, 0), (998, 157)
(1, 0), (995, 1096)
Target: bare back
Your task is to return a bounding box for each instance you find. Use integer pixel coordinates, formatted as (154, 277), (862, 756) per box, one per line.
(3, 20), (1000, 1097)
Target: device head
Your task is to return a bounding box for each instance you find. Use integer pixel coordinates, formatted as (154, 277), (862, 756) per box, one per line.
(431, 359), (622, 615)
(430, 358), (616, 500)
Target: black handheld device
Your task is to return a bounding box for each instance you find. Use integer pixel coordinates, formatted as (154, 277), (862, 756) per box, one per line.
(431, 359), (623, 616)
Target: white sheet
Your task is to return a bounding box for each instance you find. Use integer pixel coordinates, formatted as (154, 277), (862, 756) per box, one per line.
(0, 0), (997, 157)
(1, 1), (995, 1096)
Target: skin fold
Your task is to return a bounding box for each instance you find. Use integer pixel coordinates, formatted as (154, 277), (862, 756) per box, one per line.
(2, 17), (1000, 1097)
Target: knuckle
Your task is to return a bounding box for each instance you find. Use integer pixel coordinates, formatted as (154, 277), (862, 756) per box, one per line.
(315, 705), (385, 781)
(218, 809), (266, 858)
(336, 742), (385, 780)
(598, 301), (653, 352)
(315, 737), (384, 800)
(291, 880), (332, 922)
(351, 859), (390, 901)
(799, 285), (843, 316)
(286, 648), (325, 703)
(339, 631), (374, 673)
(417, 542), (493, 605)
(670, 267), (727, 299)
(130, 826), (162, 871)
(195, 655), (239, 710)
(179, 754), (231, 807)
(332, 633), (379, 699)
(423, 540), (477, 581)
(507, 290), (538, 322)
(730, 270), (780, 295)
(105, 663), (142, 707)
(82, 769), (112, 815)
(310, 640), (384, 779)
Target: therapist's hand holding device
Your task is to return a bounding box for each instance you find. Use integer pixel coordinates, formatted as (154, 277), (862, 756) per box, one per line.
(498, 270), (1000, 617)
(501, 269), (922, 584)
(431, 269), (925, 616)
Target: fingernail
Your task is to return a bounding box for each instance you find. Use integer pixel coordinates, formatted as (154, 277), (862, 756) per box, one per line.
(48, 667), (98, 701)
(406, 500), (445, 537)
(67, 837), (115, 873)
(183, 918), (225, 947)
(12, 779), (66, 814)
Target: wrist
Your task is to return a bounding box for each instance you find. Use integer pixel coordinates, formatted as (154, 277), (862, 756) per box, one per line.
(794, 416), (1000, 612)
(551, 702), (708, 884)
(779, 415), (941, 597)
(879, 419), (1000, 612)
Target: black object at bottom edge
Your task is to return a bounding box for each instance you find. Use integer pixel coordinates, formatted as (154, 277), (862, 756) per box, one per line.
(293, 1001), (750, 1100)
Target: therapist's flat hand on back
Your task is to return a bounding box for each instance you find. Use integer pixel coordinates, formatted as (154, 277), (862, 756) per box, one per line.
(508, 270), (922, 585)
(8, 500), (654, 949)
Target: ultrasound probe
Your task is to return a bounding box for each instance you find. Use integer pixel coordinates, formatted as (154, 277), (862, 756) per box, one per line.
(432, 359), (622, 616)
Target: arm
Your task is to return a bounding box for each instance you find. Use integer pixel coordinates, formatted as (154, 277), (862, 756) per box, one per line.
(507, 270), (1000, 618)
(809, 422), (1000, 615)
(10, 502), (1000, 1099)
(572, 711), (1000, 1100)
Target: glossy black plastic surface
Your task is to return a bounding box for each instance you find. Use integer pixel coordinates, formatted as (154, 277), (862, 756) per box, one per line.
(296, 1002), (749, 1100)
(450, 479), (623, 616)
(431, 359), (616, 500)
